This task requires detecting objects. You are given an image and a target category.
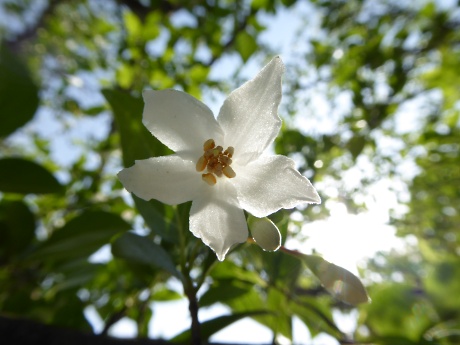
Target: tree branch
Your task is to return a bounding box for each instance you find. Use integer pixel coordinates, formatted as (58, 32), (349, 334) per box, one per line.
(186, 286), (201, 345)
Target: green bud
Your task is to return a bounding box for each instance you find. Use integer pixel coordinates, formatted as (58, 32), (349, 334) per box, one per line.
(247, 215), (281, 252)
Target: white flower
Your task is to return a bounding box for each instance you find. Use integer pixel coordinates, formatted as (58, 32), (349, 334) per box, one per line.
(118, 57), (320, 261)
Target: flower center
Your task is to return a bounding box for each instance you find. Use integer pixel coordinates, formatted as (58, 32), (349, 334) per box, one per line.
(195, 139), (236, 186)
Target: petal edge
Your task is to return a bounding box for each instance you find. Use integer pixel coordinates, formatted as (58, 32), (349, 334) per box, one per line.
(118, 155), (202, 205)
(189, 181), (248, 260)
(143, 90), (223, 157)
(234, 155), (320, 217)
(217, 57), (284, 164)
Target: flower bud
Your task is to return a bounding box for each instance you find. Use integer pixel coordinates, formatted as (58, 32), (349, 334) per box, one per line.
(248, 215), (281, 252)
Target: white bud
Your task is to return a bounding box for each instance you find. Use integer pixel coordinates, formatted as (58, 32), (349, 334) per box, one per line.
(248, 215), (281, 252)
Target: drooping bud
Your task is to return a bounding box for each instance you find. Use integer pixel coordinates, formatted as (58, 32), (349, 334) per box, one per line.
(247, 215), (281, 252)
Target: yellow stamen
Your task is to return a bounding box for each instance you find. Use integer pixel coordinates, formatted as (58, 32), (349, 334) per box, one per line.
(211, 148), (220, 157)
(203, 139), (215, 151)
(214, 163), (223, 177)
(224, 146), (234, 157)
(196, 156), (207, 172)
(220, 156), (231, 165)
(223, 165), (236, 178)
(202, 173), (217, 185)
(197, 139), (236, 185)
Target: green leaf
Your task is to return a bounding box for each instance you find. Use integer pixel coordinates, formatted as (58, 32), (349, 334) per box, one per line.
(132, 195), (178, 243)
(31, 211), (131, 262)
(199, 280), (252, 307)
(263, 249), (303, 288)
(210, 260), (265, 286)
(290, 296), (343, 338)
(280, 248), (368, 305)
(102, 89), (171, 167)
(124, 11), (143, 40)
(366, 336), (429, 345)
(189, 64), (209, 82)
(265, 288), (292, 339)
(0, 43), (39, 137)
(0, 200), (35, 260)
(235, 31), (257, 62)
(301, 254), (369, 305)
(116, 63), (135, 89)
(112, 232), (182, 280)
(171, 310), (270, 343)
(0, 157), (63, 194)
(347, 134), (366, 160)
(83, 105), (106, 116)
(54, 261), (103, 292)
(362, 283), (440, 340)
(152, 287), (183, 301)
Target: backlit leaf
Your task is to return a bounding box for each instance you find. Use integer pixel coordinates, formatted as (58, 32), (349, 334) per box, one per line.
(235, 31), (257, 62)
(282, 248), (368, 305)
(302, 254), (369, 305)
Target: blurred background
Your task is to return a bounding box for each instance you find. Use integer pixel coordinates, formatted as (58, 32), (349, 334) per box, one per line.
(1, 0), (459, 344)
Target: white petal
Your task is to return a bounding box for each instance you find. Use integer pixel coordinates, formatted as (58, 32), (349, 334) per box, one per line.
(217, 57), (284, 164)
(234, 155), (321, 217)
(142, 90), (224, 158)
(118, 155), (202, 205)
(189, 181), (248, 261)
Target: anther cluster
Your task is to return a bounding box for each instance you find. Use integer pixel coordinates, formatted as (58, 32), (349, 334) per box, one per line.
(196, 139), (236, 185)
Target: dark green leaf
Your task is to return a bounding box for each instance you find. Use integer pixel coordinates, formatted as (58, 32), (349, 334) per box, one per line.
(112, 232), (182, 279)
(172, 310), (271, 343)
(32, 211), (131, 262)
(0, 200), (35, 260)
(347, 135), (366, 160)
(83, 105), (106, 116)
(290, 296), (343, 338)
(199, 280), (252, 307)
(132, 195), (178, 243)
(54, 261), (103, 292)
(0, 158), (63, 194)
(0, 43), (39, 137)
(51, 293), (92, 331)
